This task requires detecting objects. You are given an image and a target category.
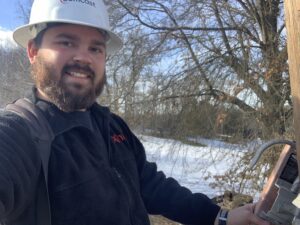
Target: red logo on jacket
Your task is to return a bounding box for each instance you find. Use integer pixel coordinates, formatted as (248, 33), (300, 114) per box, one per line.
(112, 134), (126, 143)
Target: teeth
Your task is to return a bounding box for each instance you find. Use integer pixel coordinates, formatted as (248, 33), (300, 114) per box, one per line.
(69, 72), (89, 78)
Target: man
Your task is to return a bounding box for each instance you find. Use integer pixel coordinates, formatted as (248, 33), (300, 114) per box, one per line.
(0, 0), (269, 224)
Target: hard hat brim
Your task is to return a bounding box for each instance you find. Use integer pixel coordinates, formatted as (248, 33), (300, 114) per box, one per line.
(13, 20), (123, 54)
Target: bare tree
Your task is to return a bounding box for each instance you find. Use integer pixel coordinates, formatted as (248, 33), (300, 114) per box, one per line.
(16, 0), (33, 23)
(0, 46), (32, 105)
(107, 0), (288, 139)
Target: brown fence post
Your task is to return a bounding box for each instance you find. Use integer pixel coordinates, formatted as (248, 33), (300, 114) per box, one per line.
(284, 0), (300, 176)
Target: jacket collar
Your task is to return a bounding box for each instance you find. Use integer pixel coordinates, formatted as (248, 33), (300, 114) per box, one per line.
(28, 87), (111, 136)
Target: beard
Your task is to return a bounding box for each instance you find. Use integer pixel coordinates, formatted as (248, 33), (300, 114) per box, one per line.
(31, 55), (106, 112)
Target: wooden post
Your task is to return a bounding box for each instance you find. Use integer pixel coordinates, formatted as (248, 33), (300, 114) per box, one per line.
(284, 0), (300, 175)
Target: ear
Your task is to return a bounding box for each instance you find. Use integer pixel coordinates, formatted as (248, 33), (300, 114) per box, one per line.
(27, 40), (39, 64)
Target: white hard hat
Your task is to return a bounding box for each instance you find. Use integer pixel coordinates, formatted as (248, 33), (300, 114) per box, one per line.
(13, 0), (123, 54)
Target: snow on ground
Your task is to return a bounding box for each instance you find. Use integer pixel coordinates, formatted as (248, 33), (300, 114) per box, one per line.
(139, 135), (260, 198)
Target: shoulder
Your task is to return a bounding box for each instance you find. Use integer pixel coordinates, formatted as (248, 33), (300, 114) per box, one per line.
(111, 113), (130, 129)
(0, 108), (41, 164)
(0, 109), (29, 129)
(92, 104), (131, 131)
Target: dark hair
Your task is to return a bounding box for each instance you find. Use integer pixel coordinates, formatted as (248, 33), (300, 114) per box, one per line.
(33, 27), (47, 47)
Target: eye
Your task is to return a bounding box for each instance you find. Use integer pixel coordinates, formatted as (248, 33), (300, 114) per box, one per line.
(90, 46), (105, 54)
(57, 41), (74, 48)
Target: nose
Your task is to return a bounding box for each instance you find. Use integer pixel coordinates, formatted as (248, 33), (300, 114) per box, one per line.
(72, 48), (93, 65)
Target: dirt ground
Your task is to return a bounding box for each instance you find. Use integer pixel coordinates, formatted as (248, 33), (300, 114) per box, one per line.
(149, 215), (180, 225)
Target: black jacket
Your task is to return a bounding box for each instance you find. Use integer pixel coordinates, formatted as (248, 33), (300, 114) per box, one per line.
(0, 94), (220, 225)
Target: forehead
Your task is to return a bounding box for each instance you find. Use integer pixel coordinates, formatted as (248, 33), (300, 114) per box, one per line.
(43, 24), (106, 42)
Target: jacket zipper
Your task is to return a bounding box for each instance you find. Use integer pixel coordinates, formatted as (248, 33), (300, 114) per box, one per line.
(112, 167), (134, 225)
(103, 118), (134, 225)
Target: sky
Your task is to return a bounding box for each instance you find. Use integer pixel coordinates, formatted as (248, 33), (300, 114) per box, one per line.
(0, 0), (24, 31)
(0, 0), (27, 47)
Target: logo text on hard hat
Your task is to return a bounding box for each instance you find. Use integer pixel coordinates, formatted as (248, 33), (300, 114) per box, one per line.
(60, 0), (96, 7)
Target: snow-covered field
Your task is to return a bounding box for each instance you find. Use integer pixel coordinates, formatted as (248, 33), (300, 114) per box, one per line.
(139, 135), (261, 198)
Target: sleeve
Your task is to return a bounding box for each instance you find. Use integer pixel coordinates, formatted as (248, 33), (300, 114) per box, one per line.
(0, 112), (41, 220)
(116, 116), (220, 225)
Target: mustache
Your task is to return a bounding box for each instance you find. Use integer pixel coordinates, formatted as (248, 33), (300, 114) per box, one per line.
(62, 63), (95, 79)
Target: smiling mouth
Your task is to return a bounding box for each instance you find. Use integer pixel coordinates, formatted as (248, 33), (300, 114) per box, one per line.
(66, 71), (91, 79)
(63, 64), (95, 83)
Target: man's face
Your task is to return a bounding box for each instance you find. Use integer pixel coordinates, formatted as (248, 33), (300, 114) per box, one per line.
(27, 24), (107, 112)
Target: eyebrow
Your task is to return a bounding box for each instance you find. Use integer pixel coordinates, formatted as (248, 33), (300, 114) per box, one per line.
(55, 33), (106, 47)
(55, 33), (78, 41)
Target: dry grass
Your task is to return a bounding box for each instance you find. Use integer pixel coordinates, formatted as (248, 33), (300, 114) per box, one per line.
(149, 215), (181, 225)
